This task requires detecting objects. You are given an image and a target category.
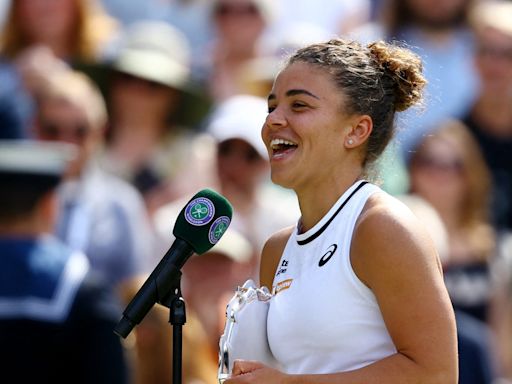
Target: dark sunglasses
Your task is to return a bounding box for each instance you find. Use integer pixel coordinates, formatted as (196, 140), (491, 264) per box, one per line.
(218, 140), (261, 163)
(39, 121), (91, 142)
(214, 2), (259, 17)
(477, 45), (512, 61)
(413, 155), (464, 174)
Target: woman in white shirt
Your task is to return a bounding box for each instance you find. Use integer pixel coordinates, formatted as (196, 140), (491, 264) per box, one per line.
(225, 38), (458, 384)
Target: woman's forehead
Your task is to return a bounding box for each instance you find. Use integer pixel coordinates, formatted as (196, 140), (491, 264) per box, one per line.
(270, 62), (336, 98)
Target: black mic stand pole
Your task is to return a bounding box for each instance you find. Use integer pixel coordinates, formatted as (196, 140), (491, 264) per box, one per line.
(160, 275), (187, 384)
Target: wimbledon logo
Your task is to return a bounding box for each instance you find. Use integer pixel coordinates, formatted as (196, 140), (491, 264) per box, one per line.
(208, 216), (230, 244)
(184, 197), (215, 226)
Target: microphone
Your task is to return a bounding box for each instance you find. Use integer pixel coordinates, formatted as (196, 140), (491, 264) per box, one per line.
(114, 188), (233, 338)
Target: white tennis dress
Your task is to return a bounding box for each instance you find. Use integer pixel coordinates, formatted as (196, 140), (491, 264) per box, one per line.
(267, 181), (397, 374)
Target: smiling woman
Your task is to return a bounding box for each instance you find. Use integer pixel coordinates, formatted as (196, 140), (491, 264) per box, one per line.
(224, 38), (458, 384)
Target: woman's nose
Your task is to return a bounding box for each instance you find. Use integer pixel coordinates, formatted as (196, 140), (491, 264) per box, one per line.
(265, 107), (286, 129)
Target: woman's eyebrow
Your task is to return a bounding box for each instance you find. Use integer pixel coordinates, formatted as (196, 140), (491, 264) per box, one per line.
(286, 89), (320, 99)
(268, 89), (320, 102)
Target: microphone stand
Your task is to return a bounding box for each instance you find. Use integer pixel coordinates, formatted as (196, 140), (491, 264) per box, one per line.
(160, 276), (187, 384)
(114, 242), (194, 384)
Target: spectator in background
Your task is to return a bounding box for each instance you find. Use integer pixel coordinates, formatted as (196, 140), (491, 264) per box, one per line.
(491, 233), (512, 380)
(198, 0), (276, 102)
(0, 60), (29, 138)
(182, 229), (254, 366)
(405, 117), (512, 380)
(34, 69), (153, 293)
(269, 0), (370, 40)
(238, 22), (333, 98)
(398, 192), (497, 384)
(0, 0), (118, 138)
(98, 0), (212, 67)
(154, 95), (299, 276)
(0, 0), (8, 29)
(0, 140), (128, 383)
(463, 0), (512, 232)
(352, 0), (479, 156)
(0, 0), (117, 63)
(102, 21), (209, 215)
(408, 119), (496, 323)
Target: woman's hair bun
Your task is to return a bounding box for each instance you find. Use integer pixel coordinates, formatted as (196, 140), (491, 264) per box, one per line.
(368, 41), (427, 112)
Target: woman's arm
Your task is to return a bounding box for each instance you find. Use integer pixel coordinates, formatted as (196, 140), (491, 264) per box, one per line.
(226, 193), (458, 384)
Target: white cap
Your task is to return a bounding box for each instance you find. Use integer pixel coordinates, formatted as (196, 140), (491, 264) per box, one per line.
(0, 140), (76, 178)
(208, 228), (253, 263)
(471, 1), (512, 37)
(206, 95), (268, 158)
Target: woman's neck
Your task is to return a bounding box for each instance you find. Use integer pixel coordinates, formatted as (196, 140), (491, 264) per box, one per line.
(296, 170), (362, 232)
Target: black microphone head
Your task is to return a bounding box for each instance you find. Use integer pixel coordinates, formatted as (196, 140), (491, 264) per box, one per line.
(173, 189), (233, 254)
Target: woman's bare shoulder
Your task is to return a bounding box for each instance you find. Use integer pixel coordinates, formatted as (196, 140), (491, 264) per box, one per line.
(352, 191), (444, 289)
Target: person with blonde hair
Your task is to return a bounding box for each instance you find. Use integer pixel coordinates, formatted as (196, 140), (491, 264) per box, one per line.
(407, 119), (500, 382)
(463, 0), (512, 232)
(0, 0), (117, 62)
(224, 38), (457, 383)
(0, 0), (118, 139)
(409, 119), (496, 323)
(34, 68), (153, 293)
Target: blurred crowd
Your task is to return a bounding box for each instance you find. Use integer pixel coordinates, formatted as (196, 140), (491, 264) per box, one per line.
(0, 0), (511, 383)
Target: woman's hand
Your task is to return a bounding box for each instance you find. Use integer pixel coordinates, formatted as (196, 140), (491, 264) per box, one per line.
(224, 360), (290, 384)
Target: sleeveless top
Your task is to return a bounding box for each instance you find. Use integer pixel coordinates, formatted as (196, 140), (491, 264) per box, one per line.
(267, 181), (397, 374)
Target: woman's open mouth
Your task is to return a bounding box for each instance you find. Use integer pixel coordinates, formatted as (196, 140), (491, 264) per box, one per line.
(270, 138), (298, 159)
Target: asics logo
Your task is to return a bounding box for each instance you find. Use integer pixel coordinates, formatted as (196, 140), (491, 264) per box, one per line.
(319, 244), (337, 267)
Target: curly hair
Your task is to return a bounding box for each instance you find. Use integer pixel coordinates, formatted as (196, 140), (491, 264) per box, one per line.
(288, 38), (427, 166)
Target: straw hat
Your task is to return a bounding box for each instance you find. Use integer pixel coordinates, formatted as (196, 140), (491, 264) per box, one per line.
(113, 21), (191, 90)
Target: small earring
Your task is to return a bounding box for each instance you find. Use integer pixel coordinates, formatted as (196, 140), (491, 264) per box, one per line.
(347, 139), (354, 145)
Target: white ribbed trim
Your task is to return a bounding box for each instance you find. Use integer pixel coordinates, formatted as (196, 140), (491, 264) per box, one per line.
(0, 251), (89, 322)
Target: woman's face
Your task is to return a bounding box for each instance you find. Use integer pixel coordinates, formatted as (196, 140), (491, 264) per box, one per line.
(216, 139), (266, 196)
(404, 0), (468, 29)
(474, 27), (512, 94)
(16, 0), (77, 45)
(262, 62), (352, 191)
(213, 0), (266, 50)
(36, 98), (100, 177)
(409, 135), (467, 211)
(110, 73), (180, 122)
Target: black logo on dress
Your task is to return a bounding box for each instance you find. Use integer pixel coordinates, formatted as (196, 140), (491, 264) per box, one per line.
(319, 244), (337, 267)
(276, 259), (289, 276)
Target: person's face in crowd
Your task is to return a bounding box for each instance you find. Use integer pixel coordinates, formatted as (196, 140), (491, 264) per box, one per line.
(16, 0), (77, 46)
(213, 0), (266, 50)
(110, 72), (180, 123)
(404, 0), (469, 29)
(36, 99), (101, 177)
(474, 27), (512, 94)
(262, 62), (354, 191)
(216, 138), (267, 195)
(409, 136), (467, 212)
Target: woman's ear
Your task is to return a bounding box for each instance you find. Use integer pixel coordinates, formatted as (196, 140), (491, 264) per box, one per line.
(344, 115), (373, 148)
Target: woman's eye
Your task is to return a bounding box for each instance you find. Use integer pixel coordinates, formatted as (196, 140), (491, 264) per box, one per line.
(292, 102), (306, 109)
(268, 105), (276, 113)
